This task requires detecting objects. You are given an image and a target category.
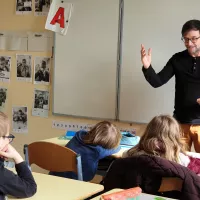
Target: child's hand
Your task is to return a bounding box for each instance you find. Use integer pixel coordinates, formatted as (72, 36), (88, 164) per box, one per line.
(0, 145), (8, 159)
(0, 144), (23, 164)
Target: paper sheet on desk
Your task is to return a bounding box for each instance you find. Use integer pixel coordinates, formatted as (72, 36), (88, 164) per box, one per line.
(139, 193), (177, 200)
(45, 1), (73, 35)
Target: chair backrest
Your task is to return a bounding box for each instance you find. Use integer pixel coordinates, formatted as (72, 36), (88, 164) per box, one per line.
(103, 155), (183, 195)
(24, 141), (83, 180)
(159, 177), (183, 192)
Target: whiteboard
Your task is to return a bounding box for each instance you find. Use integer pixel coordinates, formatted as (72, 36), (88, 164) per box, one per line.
(119, 0), (200, 123)
(53, 0), (119, 119)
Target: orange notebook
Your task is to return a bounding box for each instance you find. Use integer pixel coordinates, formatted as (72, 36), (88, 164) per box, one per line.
(101, 187), (142, 200)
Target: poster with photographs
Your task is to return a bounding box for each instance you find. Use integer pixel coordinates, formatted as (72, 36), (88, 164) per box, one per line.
(16, 0), (32, 15)
(16, 55), (32, 82)
(35, 0), (51, 16)
(12, 106), (28, 133)
(32, 89), (49, 118)
(34, 57), (50, 85)
(0, 56), (11, 82)
(0, 87), (7, 112)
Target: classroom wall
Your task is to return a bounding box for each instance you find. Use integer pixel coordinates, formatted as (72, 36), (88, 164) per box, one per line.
(0, 0), (146, 173)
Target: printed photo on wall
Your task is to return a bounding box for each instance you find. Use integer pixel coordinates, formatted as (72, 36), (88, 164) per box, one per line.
(34, 57), (50, 85)
(12, 106), (28, 133)
(16, 0), (32, 15)
(0, 56), (11, 82)
(35, 0), (51, 16)
(32, 89), (49, 118)
(0, 87), (7, 112)
(16, 54), (32, 82)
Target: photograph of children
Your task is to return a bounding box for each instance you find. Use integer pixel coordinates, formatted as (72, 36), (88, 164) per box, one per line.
(16, 55), (32, 82)
(0, 88), (7, 112)
(34, 57), (50, 85)
(12, 106), (28, 133)
(32, 89), (49, 118)
(0, 56), (11, 82)
(16, 0), (32, 14)
(35, 0), (51, 16)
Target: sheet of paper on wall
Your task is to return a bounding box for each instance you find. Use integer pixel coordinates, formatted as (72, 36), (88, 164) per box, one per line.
(0, 31), (28, 51)
(0, 55), (11, 83)
(28, 32), (53, 52)
(16, 54), (32, 82)
(35, 0), (51, 16)
(32, 89), (49, 118)
(12, 106), (28, 133)
(0, 87), (7, 112)
(34, 57), (50, 85)
(45, 1), (73, 36)
(16, 0), (32, 15)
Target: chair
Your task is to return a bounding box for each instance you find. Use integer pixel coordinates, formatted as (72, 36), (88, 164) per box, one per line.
(24, 141), (83, 181)
(102, 155), (184, 199)
(159, 177), (182, 192)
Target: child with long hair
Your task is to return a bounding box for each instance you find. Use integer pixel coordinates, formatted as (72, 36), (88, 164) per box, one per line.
(123, 115), (200, 174)
(50, 121), (122, 181)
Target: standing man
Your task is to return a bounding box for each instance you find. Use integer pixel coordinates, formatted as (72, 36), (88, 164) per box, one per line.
(141, 19), (200, 152)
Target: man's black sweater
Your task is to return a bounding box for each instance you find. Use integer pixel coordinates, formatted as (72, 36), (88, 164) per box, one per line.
(142, 50), (200, 124)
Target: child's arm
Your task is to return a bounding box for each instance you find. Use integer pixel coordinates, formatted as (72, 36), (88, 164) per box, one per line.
(0, 144), (37, 198)
(102, 159), (124, 192)
(99, 146), (123, 159)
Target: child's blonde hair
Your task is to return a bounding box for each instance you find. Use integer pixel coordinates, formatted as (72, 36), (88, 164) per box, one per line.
(83, 121), (122, 149)
(0, 112), (9, 137)
(127, 115), (185, 163)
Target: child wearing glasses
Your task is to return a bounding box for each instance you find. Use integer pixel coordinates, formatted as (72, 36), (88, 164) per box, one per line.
(0, 112), (37, 199)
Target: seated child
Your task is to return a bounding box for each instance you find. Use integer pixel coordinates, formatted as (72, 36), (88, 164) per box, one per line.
(50, 121), (122, 181)
(0, 112), (37, 199)
(122, 114), (200, 174)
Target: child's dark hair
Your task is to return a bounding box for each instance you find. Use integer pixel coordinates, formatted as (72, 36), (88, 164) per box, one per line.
(83, 121), (121, 149)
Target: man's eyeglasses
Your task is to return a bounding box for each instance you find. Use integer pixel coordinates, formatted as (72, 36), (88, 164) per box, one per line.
(2, 134), (15, 143)
(181, 36), (200, 44)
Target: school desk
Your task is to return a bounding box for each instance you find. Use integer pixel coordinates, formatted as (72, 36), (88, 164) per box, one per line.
(7, 169), (104, 200)
(42, 137), (129, 158)
(90, 189), (178, 200)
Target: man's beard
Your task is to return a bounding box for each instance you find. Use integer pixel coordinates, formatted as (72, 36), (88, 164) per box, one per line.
(188, 46), (200, 56)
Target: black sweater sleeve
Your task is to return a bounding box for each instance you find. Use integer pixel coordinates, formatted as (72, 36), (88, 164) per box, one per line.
(0, 161), (37, 198)
(103, 159), (125, 192)
(142, 57), (175, 88)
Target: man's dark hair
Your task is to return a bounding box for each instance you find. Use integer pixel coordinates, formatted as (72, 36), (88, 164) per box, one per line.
(182, 19), (200, 36)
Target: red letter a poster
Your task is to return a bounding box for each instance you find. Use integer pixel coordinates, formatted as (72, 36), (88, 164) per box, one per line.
(45, 1), (73, 36)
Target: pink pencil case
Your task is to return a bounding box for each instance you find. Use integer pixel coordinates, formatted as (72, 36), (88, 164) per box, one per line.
(101, 187), (142, 200)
